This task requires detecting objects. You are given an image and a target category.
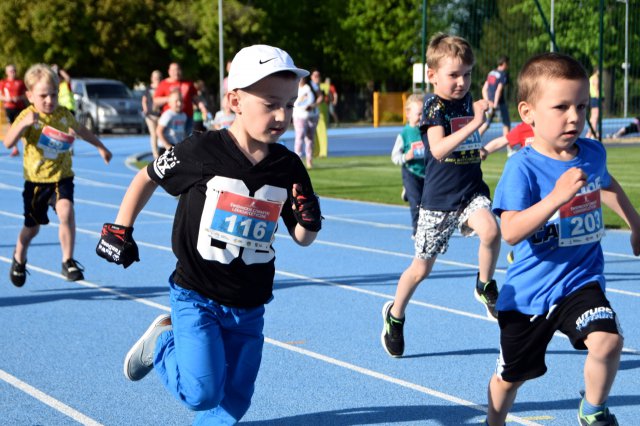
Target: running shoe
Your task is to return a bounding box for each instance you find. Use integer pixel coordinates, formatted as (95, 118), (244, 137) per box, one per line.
(381, 301), (405, 357)
(124, 314), (172, 381)
(578, 399), (618, 425)
(9, 256), (27, 287)
(474, 275), (499, 320)
(62, 258), (85, 281)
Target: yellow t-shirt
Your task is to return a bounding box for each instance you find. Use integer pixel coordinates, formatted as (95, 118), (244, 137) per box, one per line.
(15, 105), (78, 183)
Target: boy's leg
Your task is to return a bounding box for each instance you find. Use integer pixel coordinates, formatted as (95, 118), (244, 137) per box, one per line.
(401, 168), (423, 236)
(391, 256), (436, 319)
(582, 331), (623, 408)
(487, 374), (524, 426)
(193, 305), (265, 424)
(55, 198), (76, 262)
(465, 207), (500, 284)
(15, 225), (39, 263)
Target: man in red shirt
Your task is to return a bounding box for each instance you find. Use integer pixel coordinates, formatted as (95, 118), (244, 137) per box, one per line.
(153, 62), (208, 137)
(1, 64), (27, 156)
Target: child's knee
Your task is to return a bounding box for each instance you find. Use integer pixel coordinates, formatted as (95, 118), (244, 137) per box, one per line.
(181, 378), (226, 411)
(586, 332), (623, 360)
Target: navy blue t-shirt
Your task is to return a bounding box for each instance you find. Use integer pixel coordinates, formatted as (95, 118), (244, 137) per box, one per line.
(419, 93), (489, 210)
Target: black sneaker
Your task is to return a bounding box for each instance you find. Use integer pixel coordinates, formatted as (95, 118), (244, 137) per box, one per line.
(10, 256), (27, 287)
(381, 301), (405, 357)
(62, 259), (85, 281)
(474, 274), (499, 320)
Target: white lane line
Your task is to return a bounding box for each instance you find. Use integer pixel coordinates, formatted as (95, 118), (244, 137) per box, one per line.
(0, 369), (104, 426)
(0, 256), (537, 426)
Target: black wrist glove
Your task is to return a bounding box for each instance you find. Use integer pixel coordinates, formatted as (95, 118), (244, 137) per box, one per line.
(290, 184), (322, 232)
(96, 223), (140, 268)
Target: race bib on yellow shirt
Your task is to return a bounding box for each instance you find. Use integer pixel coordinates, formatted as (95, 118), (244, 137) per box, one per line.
(36, 125), (74, 159)
(207, 191), (283, 250)
(558, 190), (604, 246)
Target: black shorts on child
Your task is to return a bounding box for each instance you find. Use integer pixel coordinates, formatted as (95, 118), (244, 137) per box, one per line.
(495, 282), (622, 383)
(23, 177), (74, 227)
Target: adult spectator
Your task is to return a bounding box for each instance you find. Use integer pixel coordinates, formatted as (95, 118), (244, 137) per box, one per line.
(478, 56), (510, 138)
(1, 64), (27, 156)
(153, 62), (208, 136)
(142, 70), (162, 158)
(310, 69), (328, 158)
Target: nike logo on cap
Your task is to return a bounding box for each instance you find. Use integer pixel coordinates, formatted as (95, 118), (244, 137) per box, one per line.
(259, 58), (276, 64)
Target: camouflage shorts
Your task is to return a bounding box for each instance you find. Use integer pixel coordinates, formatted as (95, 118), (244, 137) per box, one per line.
(414, 194), (492, 259)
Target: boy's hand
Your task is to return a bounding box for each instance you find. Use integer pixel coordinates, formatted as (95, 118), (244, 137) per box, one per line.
(479, 147), (489, 161)
(473, 100), (490, 123)
(99, 146), (113, 164)
(21, 111), (39, 128)
(290, 183), (322, 232)
(552, 167), (587, 205)
(96, 223), (140, 268)
(404, 149), (415, 161)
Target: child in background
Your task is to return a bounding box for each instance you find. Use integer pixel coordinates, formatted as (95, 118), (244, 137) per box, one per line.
(607, 116), (640, 139)
(4, 63), (112, 286)
(96, 44), (321, 425)
(485, 52), (639, 426)
(156, 90), (186, 152)
(480, 122), (534, 160)
(381, 33), (501, 358)
(211, 97), (236, 130)
(391, 93), (426, 237)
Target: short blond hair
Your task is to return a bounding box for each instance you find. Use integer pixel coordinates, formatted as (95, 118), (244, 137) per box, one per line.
(24, 64), (59, 91)
(405, 93), (425, 109)
(518, 52), (588, 104)
(426, 33), (475, 70)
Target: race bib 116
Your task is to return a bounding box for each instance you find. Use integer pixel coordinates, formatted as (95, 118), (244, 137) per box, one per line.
(207, 192), (283, 250)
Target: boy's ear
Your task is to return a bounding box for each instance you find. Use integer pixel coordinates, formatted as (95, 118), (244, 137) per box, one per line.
(227, 91), (241, 114)
(427, 68), (436, 85)
(518, 101), (534, 125)
(25, 90), (33, 104)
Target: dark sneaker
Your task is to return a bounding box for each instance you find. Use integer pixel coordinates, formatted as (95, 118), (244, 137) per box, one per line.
(9, 256), (27, 287)
(124, 314), (172, 381)
(578, 399), (618, 425)
(381, 301), (405, 357)
(475, 275), (499, 320)
(62, 259), (84, 281)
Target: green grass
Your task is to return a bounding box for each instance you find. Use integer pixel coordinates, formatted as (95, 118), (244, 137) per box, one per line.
(307, 145), (640, 229)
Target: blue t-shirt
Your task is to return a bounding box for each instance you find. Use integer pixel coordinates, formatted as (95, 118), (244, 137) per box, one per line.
(419, 93), (488, 210)
(493, 138), (611, 315)
(486, 69), (508, 105)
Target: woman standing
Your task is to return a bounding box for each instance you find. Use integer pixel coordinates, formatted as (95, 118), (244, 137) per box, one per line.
(142, 70), (162, 158)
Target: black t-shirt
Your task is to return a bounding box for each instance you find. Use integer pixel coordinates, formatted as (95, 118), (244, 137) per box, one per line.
(418, 93), (489, 211)
(147, 129), (313, 307)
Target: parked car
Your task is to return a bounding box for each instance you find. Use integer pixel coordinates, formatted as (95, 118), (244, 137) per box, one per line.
(72, 78), (144, 133)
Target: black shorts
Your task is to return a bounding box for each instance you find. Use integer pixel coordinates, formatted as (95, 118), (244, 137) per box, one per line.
(496, 283), (622, 383)
(23, 177), (75, 227)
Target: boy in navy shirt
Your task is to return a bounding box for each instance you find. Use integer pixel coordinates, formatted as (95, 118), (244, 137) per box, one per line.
(485, 52), (639, 426)
(381, 33), (501, 358)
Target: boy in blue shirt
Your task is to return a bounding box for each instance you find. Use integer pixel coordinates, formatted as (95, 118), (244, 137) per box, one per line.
(485, 52), (640, 426)
(381, 33), (501, 358)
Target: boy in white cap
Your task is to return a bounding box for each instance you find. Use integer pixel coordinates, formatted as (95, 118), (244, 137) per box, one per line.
(96, 45), (321, 425)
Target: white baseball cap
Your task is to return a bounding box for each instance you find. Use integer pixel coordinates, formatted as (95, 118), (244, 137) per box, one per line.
(227, 44), (309, 91)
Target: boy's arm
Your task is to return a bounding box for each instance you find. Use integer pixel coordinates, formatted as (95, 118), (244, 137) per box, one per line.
(481, 135), (509, 159)
(3, 112), (37, 148)
(494, 82), (504, 106)
(390, 135), (406, 165)
(115, 168), (158, 227)
(288, 183), (320, 246)
(601, 176), (640, 255)
(427, 99), (488, 160)
(73, 123), (112, 164)
(501, 167), (587, 245)
(481, 81), (490, 105)
(156, 123), (172, 149)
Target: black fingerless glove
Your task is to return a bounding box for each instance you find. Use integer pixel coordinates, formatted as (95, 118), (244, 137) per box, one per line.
(290, 187), (322, 232)
(96, 223), (140, 268)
